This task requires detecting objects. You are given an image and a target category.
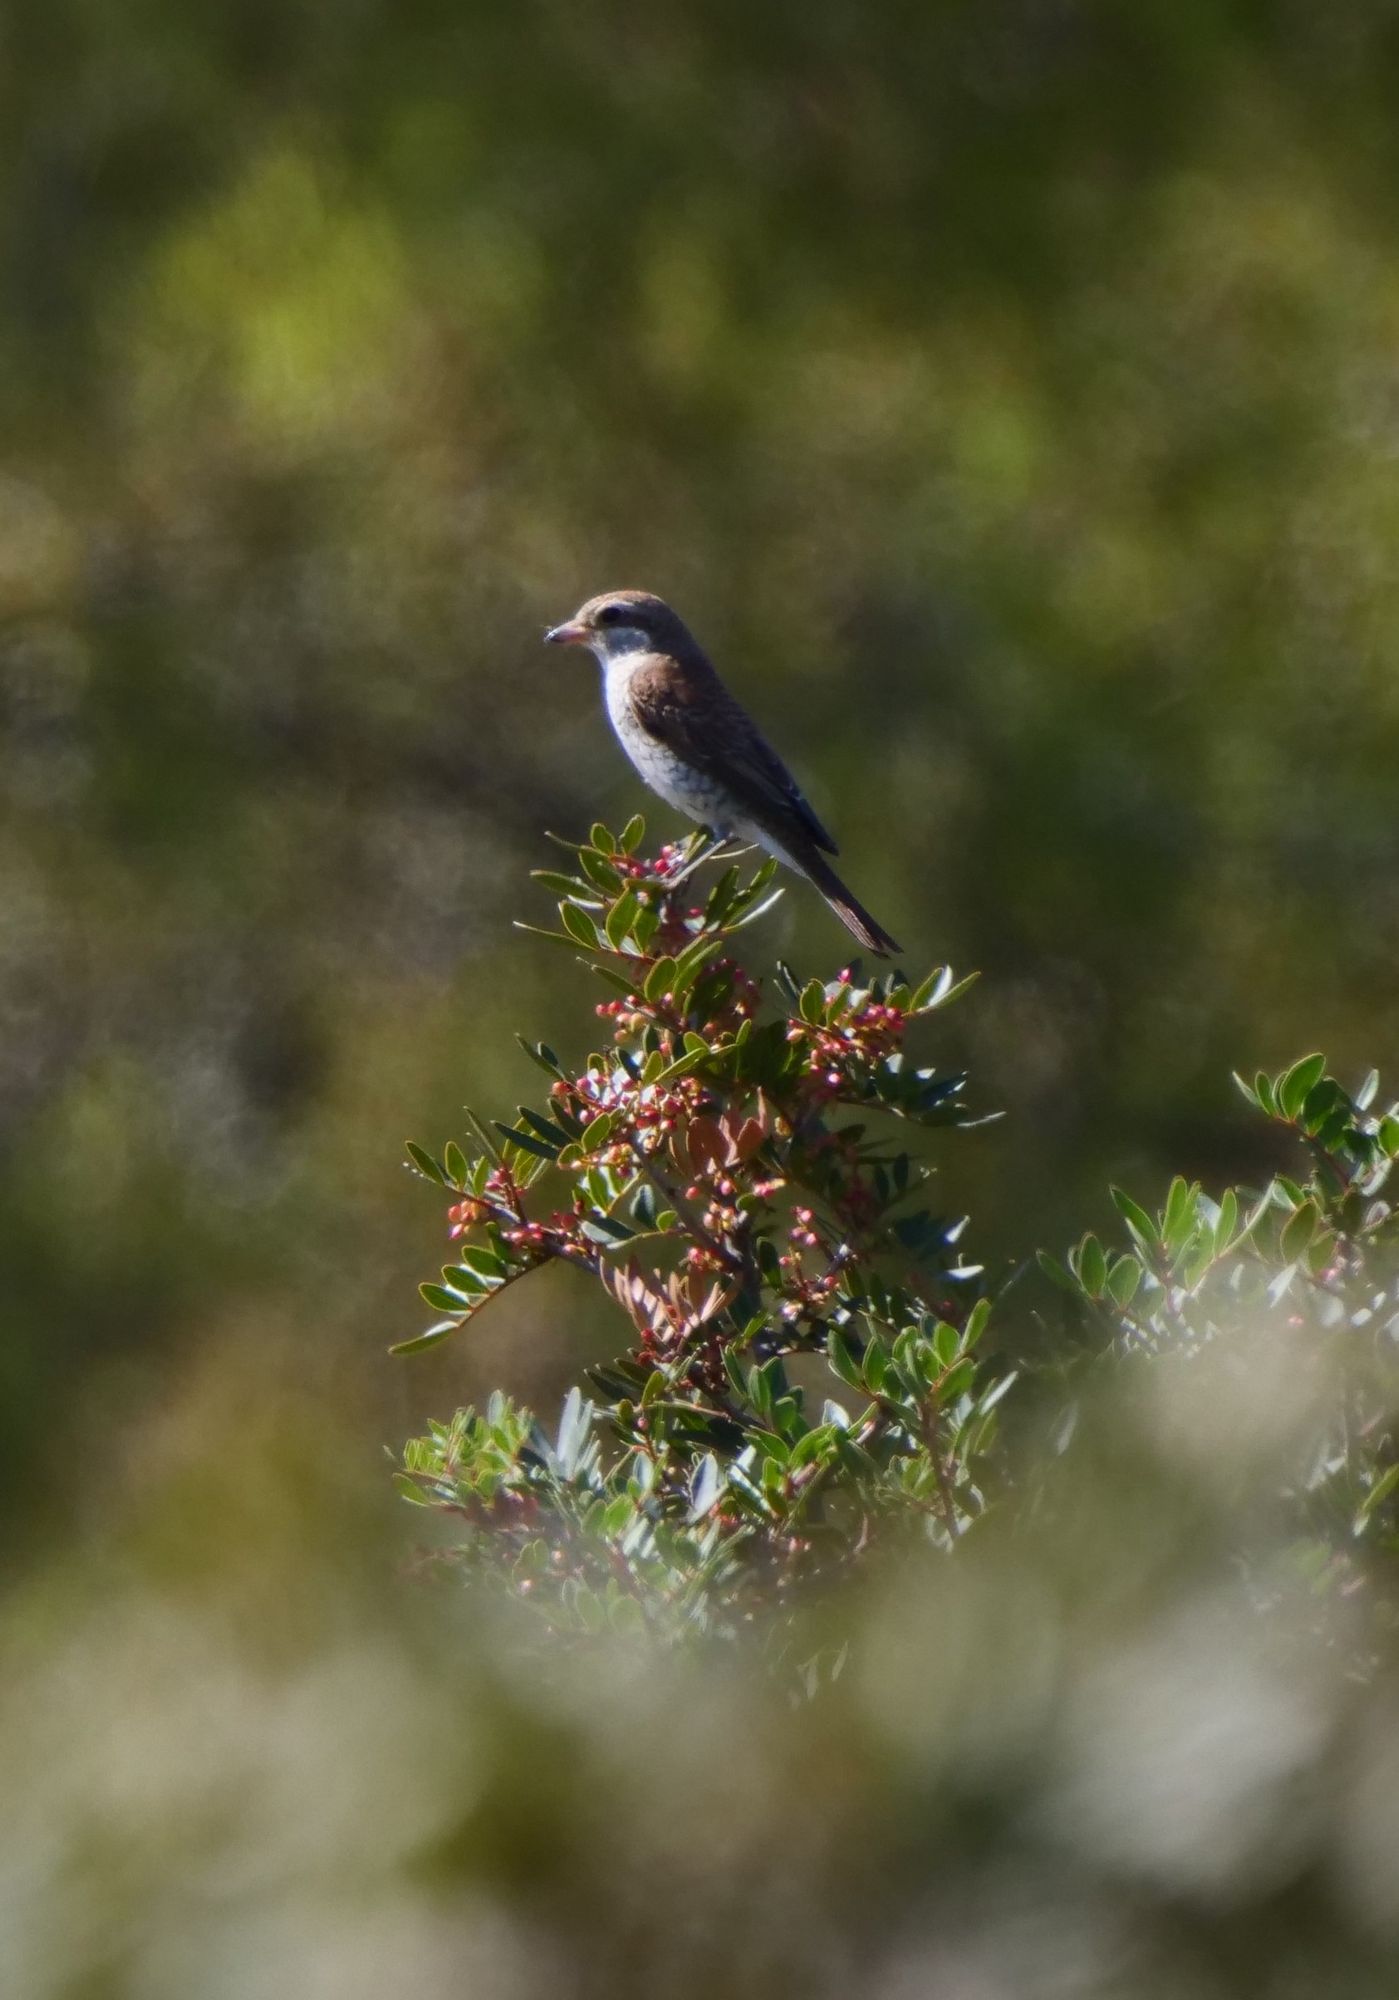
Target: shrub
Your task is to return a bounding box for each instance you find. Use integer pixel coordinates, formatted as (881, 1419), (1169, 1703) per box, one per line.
(1039, 1055), (1399, 1641)
(395, 821), (1011, 1639)
(395, 827), (1399, 1657)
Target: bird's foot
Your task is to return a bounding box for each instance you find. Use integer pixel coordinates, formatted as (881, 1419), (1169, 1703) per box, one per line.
(659, 829), (754, 887)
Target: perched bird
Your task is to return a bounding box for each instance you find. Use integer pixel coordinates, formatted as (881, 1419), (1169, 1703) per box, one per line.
(545, 589), (901, 956)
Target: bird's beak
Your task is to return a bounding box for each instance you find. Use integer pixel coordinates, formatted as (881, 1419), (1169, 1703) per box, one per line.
(545, 619), (589, 646)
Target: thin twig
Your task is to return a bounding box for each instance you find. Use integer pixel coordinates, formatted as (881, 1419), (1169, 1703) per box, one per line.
(628, 1139), (745, 1276)
(917, 1397), (961, 1542)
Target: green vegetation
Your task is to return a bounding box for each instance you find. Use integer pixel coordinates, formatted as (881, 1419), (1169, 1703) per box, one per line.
(399, 825), (1006, 1638)
(401, 832), (1398, 1664)
(8, 6), (1399, 1531)
(7, 7), (1399, 1993)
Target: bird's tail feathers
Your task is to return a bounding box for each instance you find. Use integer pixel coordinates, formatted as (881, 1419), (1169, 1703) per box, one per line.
(799, 850), (902, 959)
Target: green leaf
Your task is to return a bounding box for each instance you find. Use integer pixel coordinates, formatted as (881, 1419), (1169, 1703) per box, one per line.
(515, 1038), (565, 1080)
(591, 964), (642, 1000)
(462, 1107), (503, 1165)
(1162, 1177), (1195, 1254)
(1076, 1232), (1107, 1298)
(773, 960), (803, 1006)
(962, 1298), (992, 1349)
(652, 1041), (712, 1087)
(908, 967), (948, 1012)
(1110, 1185), (1158, 1250)
(687, 1453), (723, 1522)
(390, 1319), (460, 1356)
(929, 970), (979, 1011)
(577, 847), (623, 893)
(440, 1264), (488, 1296)
(517, 1105), (572, 1147)
(494, 1121), (560, 1161)
(930, 1320), (960, 1369)
(938, 1361), (976, 1406)
(619, 814), (646, 854)
(723, 1346), (753, 1406)
(1303, 1230), (1337, 1278)
(450, 1243), (510, 1283)
(788, 1427), (834, 1472)
(514, 921), (586, 949)
(748, 856), (779, 893)
(1278, 1053), (1327, 1121)
(704, 866), (740, 925)
(1280, 1198), (1320, 1262)
(644, 956), (678, 1003)
(862, 1341), (889, 1395)
(405, 1141), (447, 1185)
(1354, 1463), (1399, 1536)
(561, 902), (601, 949)
(977, 1372), (1018, 1420)
(728, 886), (786, 935)
(579, 1111), (618, 1154)
(1300, 1077), (1348, 1135)
(834, 1432), (880, 1479)
(419, 1282), (468, 1314)
(531, 869), (589, 897)
(798, 979), (826, 1026)
(1036, 1249), (1078, 1293)
(1106, 1254), (1142, 1309)
(672, 934), (722, 989)
(605, 889), (641, 951)
(1314, 1105), (1353, 1151)
(590, 823), (616, 854)
(827, 1326), (865, 1391)
(580, 1212), (635, 1245)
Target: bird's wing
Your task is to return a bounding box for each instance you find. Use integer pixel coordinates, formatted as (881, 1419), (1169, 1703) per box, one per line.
(626, 658), (838, 854)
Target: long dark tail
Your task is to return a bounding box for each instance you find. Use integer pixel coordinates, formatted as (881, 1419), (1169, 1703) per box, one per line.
(799, 849), (902, 959)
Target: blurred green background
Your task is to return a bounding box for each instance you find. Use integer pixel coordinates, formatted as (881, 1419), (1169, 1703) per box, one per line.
(6, 4), (1399, 1992)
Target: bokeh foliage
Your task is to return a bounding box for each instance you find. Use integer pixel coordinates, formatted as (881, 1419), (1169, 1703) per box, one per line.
(7, 0), (1399, 1508)
(6, 3), (1399, 1991)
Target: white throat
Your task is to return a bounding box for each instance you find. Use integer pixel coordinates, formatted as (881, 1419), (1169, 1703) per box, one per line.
(587, 625), (653, 667)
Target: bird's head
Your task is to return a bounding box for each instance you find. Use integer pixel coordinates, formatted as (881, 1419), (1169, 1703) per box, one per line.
(545, 590), (693, 664)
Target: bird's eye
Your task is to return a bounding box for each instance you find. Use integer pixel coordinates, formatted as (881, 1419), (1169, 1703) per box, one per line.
(597, 604), (624, 626)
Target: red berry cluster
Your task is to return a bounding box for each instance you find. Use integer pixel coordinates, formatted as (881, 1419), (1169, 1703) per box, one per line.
(544, 1064), (716, 1183)
(596, 994), (652, 1037)
(777, 1204), (847, 1318)
(680, 1162), (745, 1272)
(786, 990), (908, 1101)
(610, 852), (675, 882)
(448, 1161), (534, 1237)
(790, 1205), (822, 1251)
(497, 1210), (583, 1258)
(447, 1196), (487, 1238)
(448, 1163), (587, 1266)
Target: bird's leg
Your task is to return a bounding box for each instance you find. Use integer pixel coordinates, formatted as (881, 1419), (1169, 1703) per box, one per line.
(653, 829), (712, 887)
(662, 829), (758, 889)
